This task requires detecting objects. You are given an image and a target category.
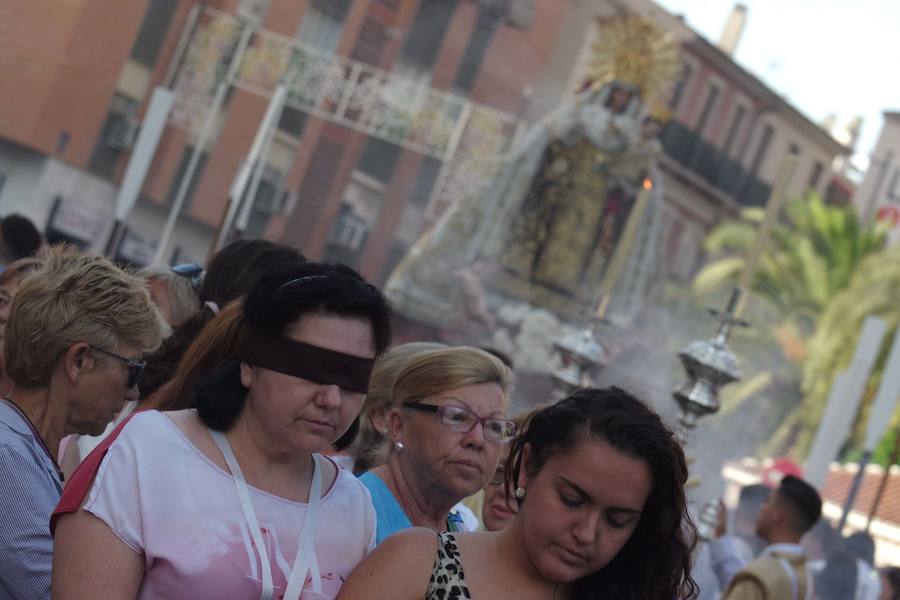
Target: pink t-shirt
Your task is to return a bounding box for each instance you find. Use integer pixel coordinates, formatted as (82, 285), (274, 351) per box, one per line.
(83, 410), (376, 599)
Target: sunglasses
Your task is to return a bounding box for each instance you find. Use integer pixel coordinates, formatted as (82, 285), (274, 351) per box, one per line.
(89, 345), (146, 389)
(170, 263), (204, 290)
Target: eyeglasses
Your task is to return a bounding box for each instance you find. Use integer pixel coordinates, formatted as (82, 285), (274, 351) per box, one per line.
(89, 345), (146, 389)
(402, 401), (517, 443)
(170, 263), (204, 290)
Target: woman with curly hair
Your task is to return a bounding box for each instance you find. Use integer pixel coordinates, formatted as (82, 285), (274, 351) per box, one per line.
(338, 386), (698, 600)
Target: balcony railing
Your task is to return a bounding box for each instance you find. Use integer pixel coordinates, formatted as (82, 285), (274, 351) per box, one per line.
(660, 121), (772, 207)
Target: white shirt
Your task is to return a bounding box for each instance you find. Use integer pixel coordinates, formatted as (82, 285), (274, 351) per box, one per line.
(84, 410), (376, 599)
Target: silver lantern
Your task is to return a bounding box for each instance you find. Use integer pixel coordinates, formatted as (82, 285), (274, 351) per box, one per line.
(551, 327), (608, 396)
(673, 289), (746, 440)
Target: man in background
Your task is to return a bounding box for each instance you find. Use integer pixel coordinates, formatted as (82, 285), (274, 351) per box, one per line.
(722, 475), (822, 600)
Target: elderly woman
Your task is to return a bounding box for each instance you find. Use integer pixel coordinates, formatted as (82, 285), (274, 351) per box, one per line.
(0, 249), (167, 599)
(352, 341), (446, 474)
(359, 347), (514, 544)
(53, 262), (392, 599)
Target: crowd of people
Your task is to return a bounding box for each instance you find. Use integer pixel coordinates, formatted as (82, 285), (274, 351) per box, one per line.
(0, 212), (896, 599)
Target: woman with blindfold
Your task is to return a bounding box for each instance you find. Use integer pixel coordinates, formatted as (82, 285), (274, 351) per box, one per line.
(52, 263), (393, 600)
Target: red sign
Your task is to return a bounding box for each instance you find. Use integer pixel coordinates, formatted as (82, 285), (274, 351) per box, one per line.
(876, 204), (900, 228)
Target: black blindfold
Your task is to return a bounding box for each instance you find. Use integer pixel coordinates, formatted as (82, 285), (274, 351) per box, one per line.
(236, 324), (374, 394)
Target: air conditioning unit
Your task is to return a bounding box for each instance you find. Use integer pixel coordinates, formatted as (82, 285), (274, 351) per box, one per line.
(327, 211), (367, 250)
(106, 118), (139, 150)
(254, 188), (288, 215)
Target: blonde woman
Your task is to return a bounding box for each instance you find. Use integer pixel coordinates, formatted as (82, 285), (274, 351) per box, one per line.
(359, 347), (514, 544)
(352, 341), (445, 474)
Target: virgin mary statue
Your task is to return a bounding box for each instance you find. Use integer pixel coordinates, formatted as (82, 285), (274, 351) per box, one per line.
(386, 15), (680, 334)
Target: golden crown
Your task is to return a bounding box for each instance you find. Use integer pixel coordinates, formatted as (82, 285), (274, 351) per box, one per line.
(588, 15), (682, 106)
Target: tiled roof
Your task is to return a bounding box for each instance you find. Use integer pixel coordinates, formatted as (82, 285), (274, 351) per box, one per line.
(723, 459), (900, 527)
(822, 465), (900, 527)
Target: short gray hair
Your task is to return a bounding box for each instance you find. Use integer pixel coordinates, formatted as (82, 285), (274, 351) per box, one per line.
(6, 248), (170, 388)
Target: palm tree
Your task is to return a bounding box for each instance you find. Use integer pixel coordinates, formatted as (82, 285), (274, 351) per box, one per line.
(792, 244), (900, 454)
(691, 194), (888, 455)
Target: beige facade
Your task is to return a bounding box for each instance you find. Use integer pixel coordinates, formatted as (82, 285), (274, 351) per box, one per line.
(855, 112), (900, 244)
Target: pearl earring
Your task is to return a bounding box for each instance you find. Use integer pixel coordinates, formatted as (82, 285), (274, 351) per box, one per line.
(514, 486), (526, 499)
(394, 441), (405, 453)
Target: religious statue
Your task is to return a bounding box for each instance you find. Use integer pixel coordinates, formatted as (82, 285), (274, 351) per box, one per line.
(385, 14), (680, 340)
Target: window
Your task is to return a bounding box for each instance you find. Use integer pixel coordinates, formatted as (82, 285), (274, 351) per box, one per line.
(357, 138), (402, 183)
(721, 105), (746, 157)
(327, 205), (368, 250)
(350, 17), (390, 66)
(669, 63), (693, 109)
(453, 6), (502, 92)
(748, 125), (774, 176)
(251, 166), (286, 215)
(401, 0), (460, 71)
(88, 94), (139, 179)
(296, 0), (351, 54)
(693, 84), (719, 136)
(808, 161), (824, 190)
(409, 157), (442, 206)
(888, 167), (900, 200)
(131, 0), (178, 68)
(789, 142), (801, 156)
(236, 0), (270, 23)
(278, 106), (307, 138)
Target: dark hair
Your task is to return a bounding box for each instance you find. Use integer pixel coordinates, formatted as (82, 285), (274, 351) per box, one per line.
(198, 239), (304, 306)
(0, 214), (42, 261)
(138, 240), (305, 402)
(333, 417), (360, 452)
(195, 262), (392, 431)
(843, 531), (876, 566)
(883, 567), (900, 600)
(506, 387), (697, 600)
(152, 300), (245, 411)
(814, 550), (858, 600)
(776, 475), (822, 536)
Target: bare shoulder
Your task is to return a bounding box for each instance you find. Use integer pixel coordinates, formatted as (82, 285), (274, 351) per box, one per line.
(338, 528), (439, 600)
(53, 509), (143, 598)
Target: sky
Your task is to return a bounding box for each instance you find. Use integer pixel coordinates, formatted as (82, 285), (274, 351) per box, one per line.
(654, 0), (900, 163)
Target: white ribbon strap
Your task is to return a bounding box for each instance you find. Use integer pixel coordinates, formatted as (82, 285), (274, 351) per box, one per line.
(283, 453), (324, 598)
(776, 556), (805, 600)
(211, 430), (275, 600)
